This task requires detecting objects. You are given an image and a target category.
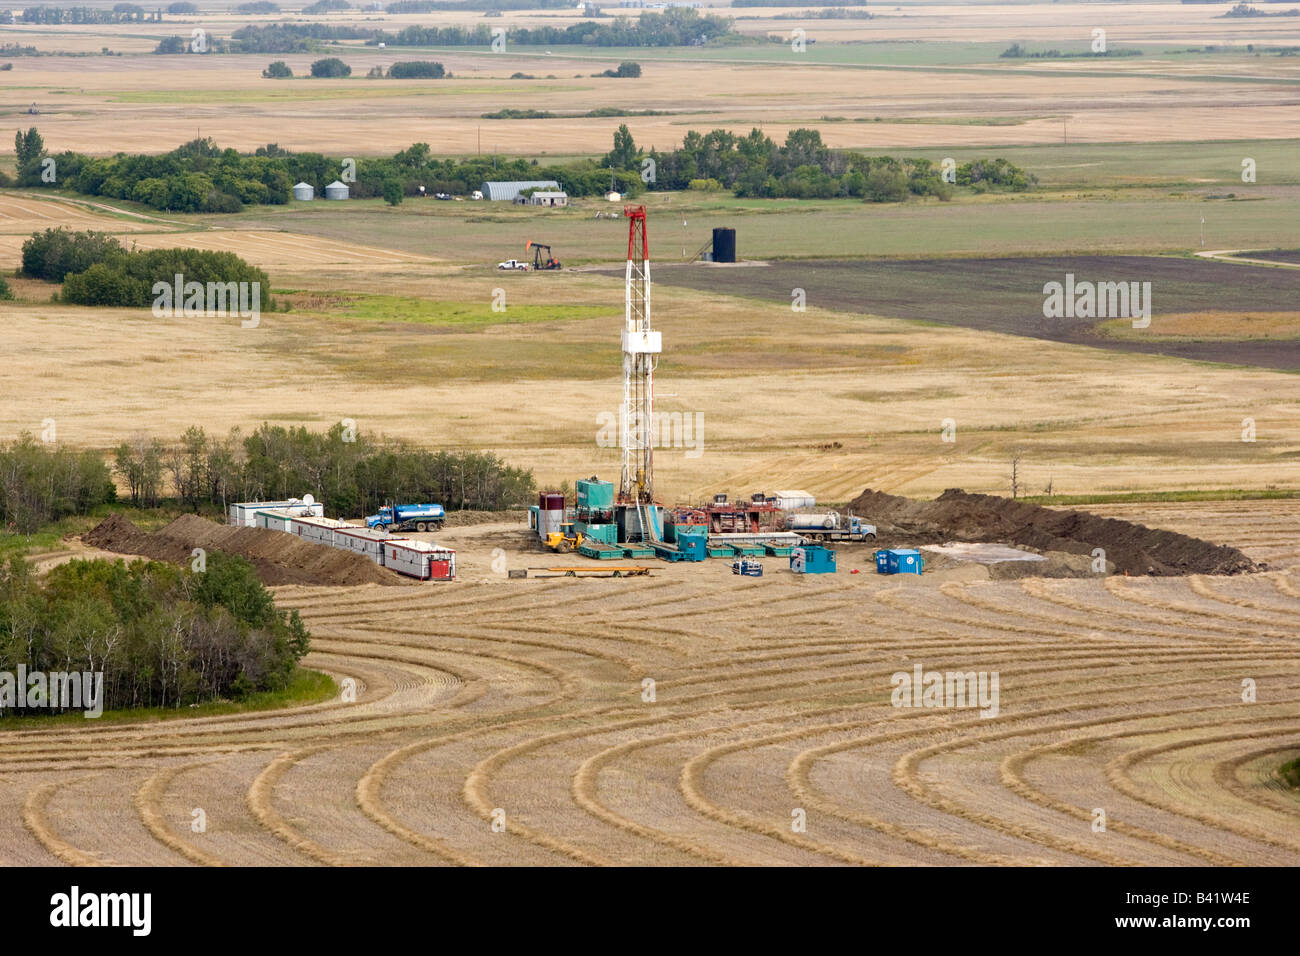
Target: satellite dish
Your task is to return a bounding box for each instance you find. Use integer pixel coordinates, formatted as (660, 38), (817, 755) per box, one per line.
(302, 494), (315, 506)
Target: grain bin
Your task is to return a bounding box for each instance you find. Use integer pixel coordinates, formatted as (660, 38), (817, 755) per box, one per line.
(324, 180), (350, 201)
(292, 181), (315, 201)
(712, 227), (736, 263)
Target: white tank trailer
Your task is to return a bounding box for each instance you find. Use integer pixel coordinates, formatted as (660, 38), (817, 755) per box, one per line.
(787, 511), (877, 542)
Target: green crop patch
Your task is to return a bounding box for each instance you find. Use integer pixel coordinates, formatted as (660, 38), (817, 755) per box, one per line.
(322, 293), (612, 329)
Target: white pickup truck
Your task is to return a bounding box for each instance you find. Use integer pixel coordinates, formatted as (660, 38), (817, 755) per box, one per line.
(497, 259), (529, 270)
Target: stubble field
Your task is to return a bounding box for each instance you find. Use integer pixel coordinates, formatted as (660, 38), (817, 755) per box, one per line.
(0, 0), (1297, 867)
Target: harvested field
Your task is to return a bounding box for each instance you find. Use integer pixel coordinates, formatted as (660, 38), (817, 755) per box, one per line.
(649, 256), (1300, 369)
(1, 514), (1297, 866)
(85, 514), (410, 587)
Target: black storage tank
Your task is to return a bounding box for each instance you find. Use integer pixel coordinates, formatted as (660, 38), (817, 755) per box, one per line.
(712, 227), (736, 263)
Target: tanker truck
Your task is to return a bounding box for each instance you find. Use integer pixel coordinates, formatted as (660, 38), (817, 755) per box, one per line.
(365, 502), (445, 533)
(787, 510), (876, 542)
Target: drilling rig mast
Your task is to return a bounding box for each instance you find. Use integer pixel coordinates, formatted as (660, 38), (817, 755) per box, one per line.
(620, 204), (660, 507)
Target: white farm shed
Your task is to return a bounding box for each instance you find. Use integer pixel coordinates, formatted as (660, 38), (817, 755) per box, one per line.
(528, 190), (568, 207)
(480, 179), (560, 202)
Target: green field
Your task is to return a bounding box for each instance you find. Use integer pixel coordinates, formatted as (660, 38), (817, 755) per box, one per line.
(230, 188), (1300, 264)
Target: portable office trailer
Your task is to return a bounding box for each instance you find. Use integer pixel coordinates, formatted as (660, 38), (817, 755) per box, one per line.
(293, 516), (351, 546)
(230, 499), (324, 526)
(383, 539), (456, 580)
(333, 526), (393, 565)
(254, 509), (298, 534)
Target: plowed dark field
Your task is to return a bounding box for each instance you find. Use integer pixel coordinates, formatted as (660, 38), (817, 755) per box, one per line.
(650, 256), (1300, 369)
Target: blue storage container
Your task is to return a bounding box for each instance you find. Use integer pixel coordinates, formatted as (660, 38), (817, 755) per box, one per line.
(875, 548), (923, 575)
(791, 545), (836, 574)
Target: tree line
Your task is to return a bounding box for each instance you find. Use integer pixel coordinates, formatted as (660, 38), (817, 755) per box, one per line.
(221, 8), (737, 53)
(7, 124), (1032, 209)
(21, 228), (273, 310)
(0, 553), (309, 714)
(115, 423), (538, 517)
(611, 125), (1036, 200)
(6, 130), (292, 212)
(19, 4), (162, 23)
(367, 9), (737, 47)
(0, 424), (536, 537)
(0, 435), (114, 536)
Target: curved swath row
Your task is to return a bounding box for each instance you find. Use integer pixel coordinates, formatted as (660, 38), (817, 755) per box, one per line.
(2, 568), (1296, 866)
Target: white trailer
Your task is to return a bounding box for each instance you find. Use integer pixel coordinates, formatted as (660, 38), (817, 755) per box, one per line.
(230, 496), (324, 526)
(333, 526), (396, 565)
(255, 509), (299, 534)
(292, 516), (351, 546)
(383, 539), (456, 580)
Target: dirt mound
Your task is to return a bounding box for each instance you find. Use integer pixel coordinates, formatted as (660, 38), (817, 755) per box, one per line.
(442, 509), (526, 528)
(85, 514), (411, 587)
(849, 488), (1258, 576)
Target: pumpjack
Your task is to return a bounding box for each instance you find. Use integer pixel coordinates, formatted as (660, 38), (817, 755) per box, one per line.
(525, 240), (562, 270)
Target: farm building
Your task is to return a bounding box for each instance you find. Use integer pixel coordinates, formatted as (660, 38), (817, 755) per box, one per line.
(324, 180), (350, 200)
(292, 182), (314, 201)
(480, 180), (560, 202)
(528, 191), (568, 207)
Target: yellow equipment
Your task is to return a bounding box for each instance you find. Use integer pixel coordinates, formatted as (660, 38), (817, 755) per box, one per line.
(545, 521), (583, 553)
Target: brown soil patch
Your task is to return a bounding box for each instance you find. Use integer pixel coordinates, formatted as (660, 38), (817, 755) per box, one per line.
(849, 488), (1259, 576)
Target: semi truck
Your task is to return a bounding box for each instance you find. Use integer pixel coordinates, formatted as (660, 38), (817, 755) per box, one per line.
(365, 503), (446, 533)
(788, 511), (876, 542)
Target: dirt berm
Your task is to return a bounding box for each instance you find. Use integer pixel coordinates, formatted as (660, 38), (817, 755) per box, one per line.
(84, 514), (411, 587)
(848, 488), (1259, 576)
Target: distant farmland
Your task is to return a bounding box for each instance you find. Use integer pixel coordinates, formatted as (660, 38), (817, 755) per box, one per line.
(650, 256), (1300, 370)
